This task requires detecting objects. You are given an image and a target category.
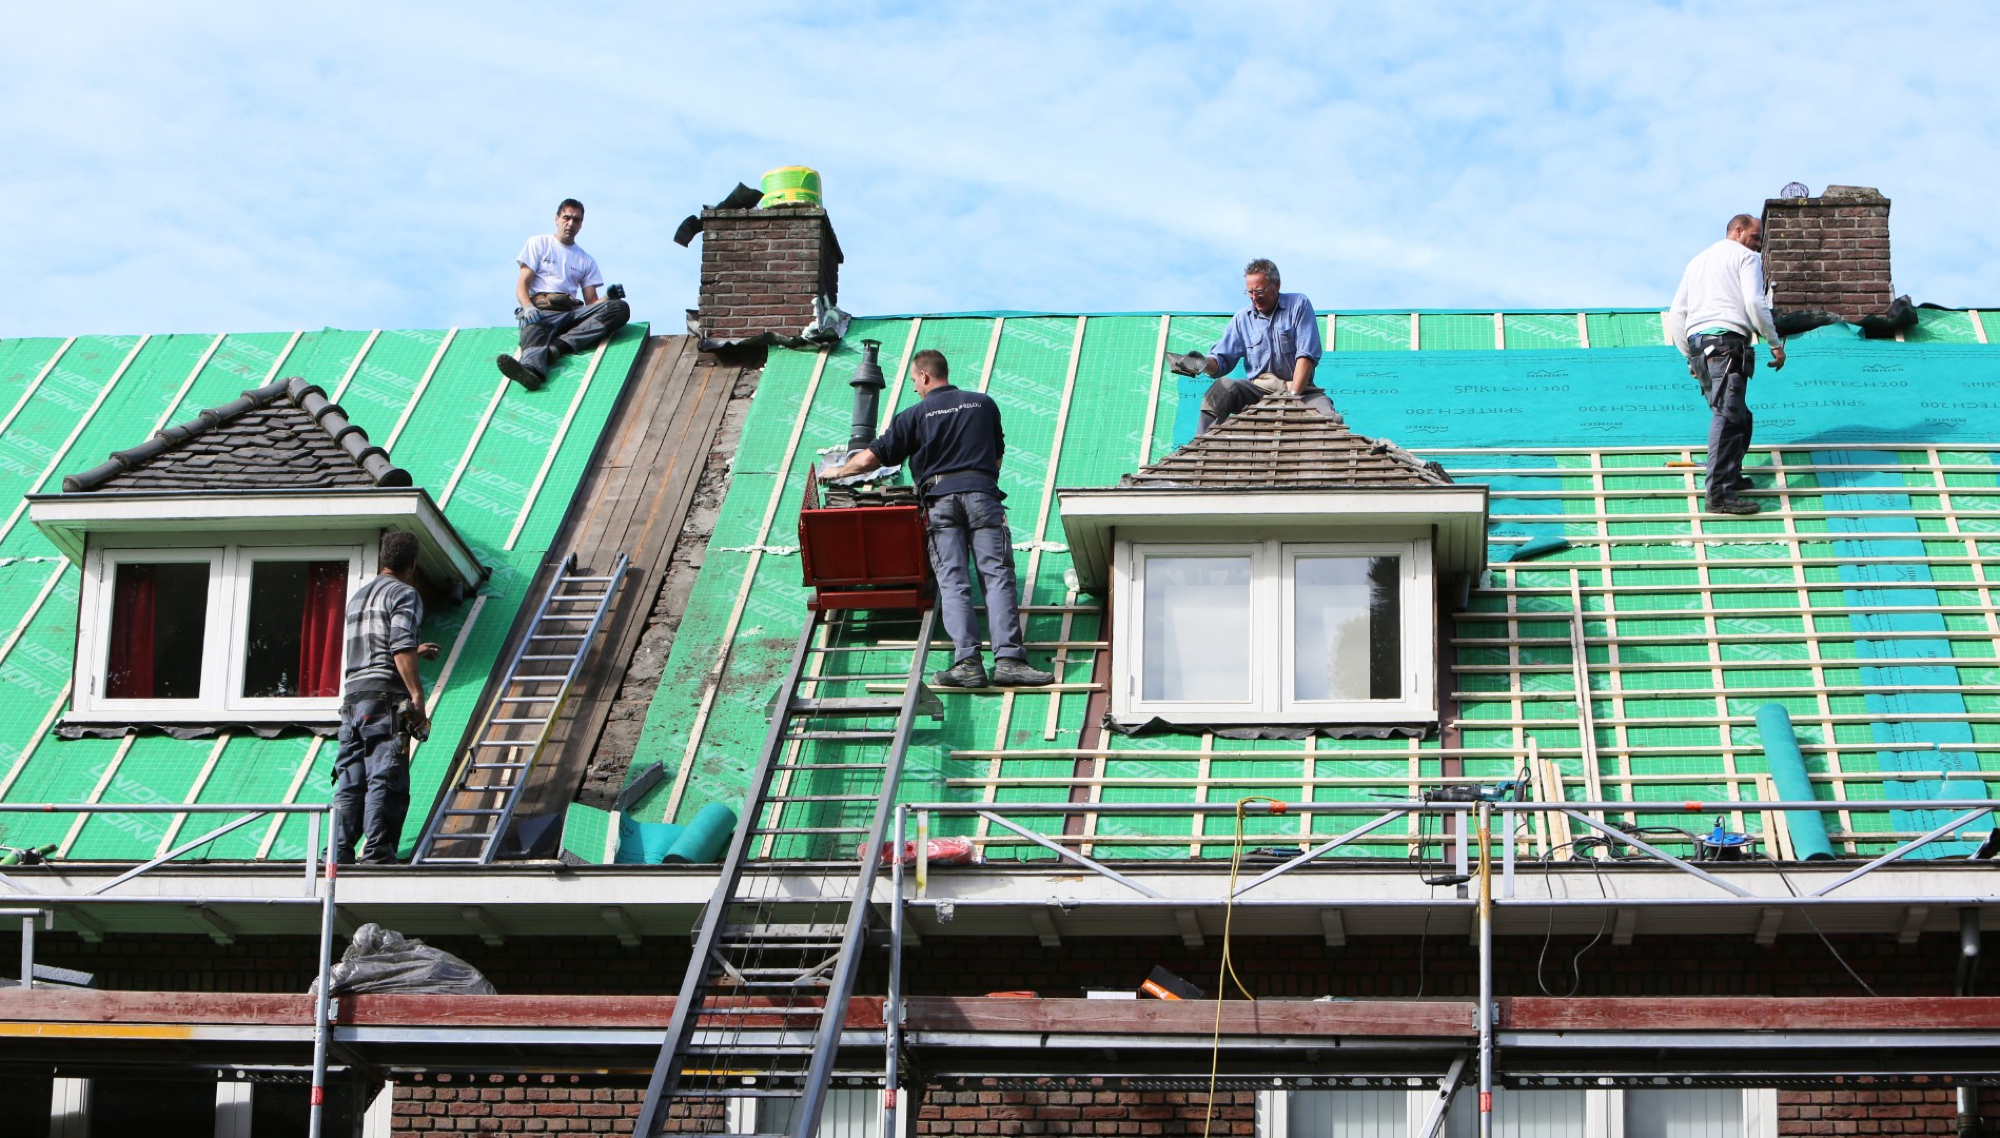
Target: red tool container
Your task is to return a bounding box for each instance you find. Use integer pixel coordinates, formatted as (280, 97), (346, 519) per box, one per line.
(797, 476), (932, 610)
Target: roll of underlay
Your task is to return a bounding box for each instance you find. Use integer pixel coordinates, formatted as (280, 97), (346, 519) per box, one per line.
(1756, 703), (1836, 860)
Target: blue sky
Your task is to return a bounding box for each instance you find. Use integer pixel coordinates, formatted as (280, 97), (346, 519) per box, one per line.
(6, 1), (1997, 338)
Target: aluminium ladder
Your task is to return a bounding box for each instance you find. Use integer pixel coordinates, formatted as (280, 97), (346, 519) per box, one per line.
(634, 603), (942, 1138)
(413, 553), (628, 865)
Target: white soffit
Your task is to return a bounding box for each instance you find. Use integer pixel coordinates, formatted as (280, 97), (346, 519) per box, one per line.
(1057, 486), (1489, 591)
(27, 489), (486, 594)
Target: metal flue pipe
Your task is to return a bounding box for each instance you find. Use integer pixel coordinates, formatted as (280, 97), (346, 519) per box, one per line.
(848, 338), (886, 453)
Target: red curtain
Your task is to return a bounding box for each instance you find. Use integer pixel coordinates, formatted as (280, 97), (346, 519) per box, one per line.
(297, 563), (347, 698)
(107, 564), (157, 699)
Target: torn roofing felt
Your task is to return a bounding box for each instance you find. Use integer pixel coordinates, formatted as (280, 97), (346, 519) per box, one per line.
(1123, 393), (1453, 490)
(62, 376), (410, 493)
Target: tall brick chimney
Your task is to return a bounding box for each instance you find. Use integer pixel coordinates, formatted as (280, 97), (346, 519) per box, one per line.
(1759, 186), (1893, 322)
(693, 205), (842, 349)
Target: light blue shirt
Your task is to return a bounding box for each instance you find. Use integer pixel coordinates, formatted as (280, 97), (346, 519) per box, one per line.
(1210, 292), (1323, 378)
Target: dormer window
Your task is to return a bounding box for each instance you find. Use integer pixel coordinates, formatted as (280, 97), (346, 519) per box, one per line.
(1059, 398), (1486, 735)
(87, 542), (366, 718)
(1125, 538), (1424, 718)
(29, 378), (485, 735)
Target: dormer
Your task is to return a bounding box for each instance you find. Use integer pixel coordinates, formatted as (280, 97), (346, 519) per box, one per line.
(1058, 397), (1486, 735)
(27, 378), (484, 735)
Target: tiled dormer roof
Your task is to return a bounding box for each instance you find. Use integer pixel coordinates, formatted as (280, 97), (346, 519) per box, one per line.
(63, 376), (410, 493)
(1119, 394), (1453, 490)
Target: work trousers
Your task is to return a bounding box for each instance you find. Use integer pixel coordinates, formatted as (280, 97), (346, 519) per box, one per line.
(1198, 372), (1339, 433)
(333, 696), (410, 864)
(1690, 333), (1755, 504)
(924, 490), (1028, 665)
(516, 298), (631, 379)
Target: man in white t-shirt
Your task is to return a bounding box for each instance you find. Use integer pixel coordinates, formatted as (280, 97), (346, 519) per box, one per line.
(496, 198), (631, 391)
(1666, 213), (1787, 516)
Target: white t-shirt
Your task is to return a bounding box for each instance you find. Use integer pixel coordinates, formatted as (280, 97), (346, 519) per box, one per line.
(517, 234), (604, 299)
(1665, 238), (1781, 356)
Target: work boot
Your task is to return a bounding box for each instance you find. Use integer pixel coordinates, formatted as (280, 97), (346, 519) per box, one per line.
(496, 354), (545, 391)
(1706, 497), (1760, 516)
(931, 658), (987, 689)
(1730, 476), (1756, 492)
(990, 658), (1055, 687)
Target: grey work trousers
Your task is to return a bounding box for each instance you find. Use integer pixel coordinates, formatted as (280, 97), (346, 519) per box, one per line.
(924, 491), (1028, 664)
(1690, 333), (1755, 504)
(332, 696), (410, 864)
(516, 298), (631, 379)
(1198, 372), (1339, 433)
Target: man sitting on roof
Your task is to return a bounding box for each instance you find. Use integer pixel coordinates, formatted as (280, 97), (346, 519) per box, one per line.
(1665, 213), (1786, 517)
(496, 198), (631, 392)
(1168, 258), (1341, 434)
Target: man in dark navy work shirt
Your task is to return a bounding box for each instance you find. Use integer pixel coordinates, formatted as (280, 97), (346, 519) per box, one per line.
(818, 349), (1054, 689)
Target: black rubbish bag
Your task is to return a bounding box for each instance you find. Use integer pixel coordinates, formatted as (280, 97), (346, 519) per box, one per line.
(307, 923), (496, 996)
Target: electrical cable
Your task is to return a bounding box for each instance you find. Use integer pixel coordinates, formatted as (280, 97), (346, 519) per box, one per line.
(1532, 842), (1611, 997)
(1202, 796), (1282, 1138)
(1762, 852), (1880, 997)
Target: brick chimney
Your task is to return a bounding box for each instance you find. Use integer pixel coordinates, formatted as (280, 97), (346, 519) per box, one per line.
(694, 205), (842, 348)
(1759, 186), (1893, 322)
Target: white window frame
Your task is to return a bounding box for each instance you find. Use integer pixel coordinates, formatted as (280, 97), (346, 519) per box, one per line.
(72, 531), (374, 726)
(1258, 1086), (1779, 1137)
(1113, 533), (1434, 726)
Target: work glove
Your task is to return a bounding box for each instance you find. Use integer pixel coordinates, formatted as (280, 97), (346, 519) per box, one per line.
(1166, 351), (1212, 378)
(516, 305), (542, 326)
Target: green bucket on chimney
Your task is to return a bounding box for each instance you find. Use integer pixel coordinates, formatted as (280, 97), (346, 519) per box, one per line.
(759, 165), (822, 208)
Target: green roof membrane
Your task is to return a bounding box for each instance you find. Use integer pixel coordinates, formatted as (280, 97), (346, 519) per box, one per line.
(0, 323), (647, 861)
(632, 309), (2000, 863)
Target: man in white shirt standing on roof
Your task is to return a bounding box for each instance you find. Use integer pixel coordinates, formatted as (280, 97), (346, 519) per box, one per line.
(1666, 213), (1787, 516)
(497, 198), (631, 392)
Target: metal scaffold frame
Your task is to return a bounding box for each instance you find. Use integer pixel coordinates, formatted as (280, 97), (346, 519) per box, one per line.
(0, 803), (341, 1138)
(886, 796), (2000, 1137)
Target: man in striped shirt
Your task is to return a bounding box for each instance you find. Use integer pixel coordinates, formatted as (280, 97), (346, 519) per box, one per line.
(334, 531), (438, 864)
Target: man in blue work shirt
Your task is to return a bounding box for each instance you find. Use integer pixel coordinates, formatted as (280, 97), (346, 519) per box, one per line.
(817, 349), (1055, 689)
(1169, 258), (1339, 433)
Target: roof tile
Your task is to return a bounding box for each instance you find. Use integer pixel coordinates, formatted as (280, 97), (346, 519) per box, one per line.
(1121, 394), (1453, 490)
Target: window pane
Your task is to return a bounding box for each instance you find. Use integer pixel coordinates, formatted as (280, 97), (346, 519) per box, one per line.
(759, 1089), (880, 1138)
(243, 560), (348, 698)
(1287, 1089), (1407, 1135)
(1447, 1088), (1586, 1136)
(252, 1080), (358, 1136)
(106, 562), (208, 699)
(87, 1076), (216, 1137)
(1142, 556), (1251, 702)
(1292, 556), (1401, 701)
(1625, 1088), (1742, 1137)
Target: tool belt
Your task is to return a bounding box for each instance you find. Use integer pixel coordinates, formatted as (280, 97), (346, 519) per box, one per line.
(1688, 331), (1753, 401)
(531, 292), (582, 312)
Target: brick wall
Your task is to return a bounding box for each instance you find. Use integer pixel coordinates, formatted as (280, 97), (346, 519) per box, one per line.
(1777, 1083), (2000, 1135)
(391, 1076), (1255, 1138)
(395, 1073), (645, 1136)
(695, 206), (841, 348)
(388, 1077), (2000, 1136)
(917, 1081), (1255, 1137)
(1760, 187), (1894, 322)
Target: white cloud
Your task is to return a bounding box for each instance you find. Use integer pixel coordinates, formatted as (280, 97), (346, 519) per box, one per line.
(3, 0), (1996, 338)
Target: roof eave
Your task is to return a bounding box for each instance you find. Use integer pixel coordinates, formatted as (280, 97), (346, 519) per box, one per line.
(1056, 485), (1489, 592)
(25, 488), (487, 596)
